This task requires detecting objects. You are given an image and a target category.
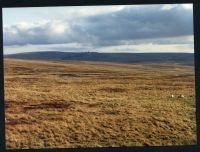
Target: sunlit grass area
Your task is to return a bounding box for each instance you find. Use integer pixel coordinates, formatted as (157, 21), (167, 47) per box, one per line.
(4, 59), (196, 149)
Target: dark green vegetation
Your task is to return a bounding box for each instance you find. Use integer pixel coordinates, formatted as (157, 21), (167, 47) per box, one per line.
(5, 52), (194, 65)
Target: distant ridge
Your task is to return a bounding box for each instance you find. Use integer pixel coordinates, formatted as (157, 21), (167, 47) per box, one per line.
(4, 51), (194, 65)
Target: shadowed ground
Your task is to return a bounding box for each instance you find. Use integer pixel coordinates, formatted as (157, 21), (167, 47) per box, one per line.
(4, 59), (196, 149)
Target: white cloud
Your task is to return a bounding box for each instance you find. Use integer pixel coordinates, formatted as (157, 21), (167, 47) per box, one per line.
(161, 4), (176, 10)
(3, 4), (194, 54)
(161, 4), (192, 10)
(182, 4), (193, 9)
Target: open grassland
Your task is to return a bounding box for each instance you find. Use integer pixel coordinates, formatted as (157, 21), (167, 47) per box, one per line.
(4, 59), (196, 149)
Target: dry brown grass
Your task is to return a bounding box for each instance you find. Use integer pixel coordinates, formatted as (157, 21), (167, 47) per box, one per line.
(4, 59), (196, 149)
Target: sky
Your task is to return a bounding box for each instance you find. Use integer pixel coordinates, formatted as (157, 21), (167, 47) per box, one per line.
(3, 4), (194, 55)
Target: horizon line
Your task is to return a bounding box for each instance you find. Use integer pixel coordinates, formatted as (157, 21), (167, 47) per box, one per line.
(3, 51), (194, 55)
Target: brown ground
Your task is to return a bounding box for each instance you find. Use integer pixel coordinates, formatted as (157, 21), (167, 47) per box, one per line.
(4, 59), (196, 149)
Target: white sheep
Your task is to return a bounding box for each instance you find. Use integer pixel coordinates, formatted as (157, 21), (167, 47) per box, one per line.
(170, 94), (175, 98)
(178, 94), (185, 98)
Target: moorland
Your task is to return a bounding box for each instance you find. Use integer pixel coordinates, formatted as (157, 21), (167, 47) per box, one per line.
(4, 58), (196, 149)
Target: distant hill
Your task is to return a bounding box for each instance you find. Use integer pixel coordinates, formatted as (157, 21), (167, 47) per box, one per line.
(4, 51), (194, 65)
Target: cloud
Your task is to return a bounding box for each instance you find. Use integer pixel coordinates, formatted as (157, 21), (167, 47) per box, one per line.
(161, 4), (192, 10)
(3, 42), (95, 55)
(3, 4), (193, 49)
(98, 43), (193, 53)
(81, 5), (193, 45)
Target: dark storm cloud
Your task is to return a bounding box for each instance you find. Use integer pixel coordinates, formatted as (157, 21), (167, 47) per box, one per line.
(79, 5), (193, 46)
(4, 25), (50, 45)
(3, 5), (193, 46)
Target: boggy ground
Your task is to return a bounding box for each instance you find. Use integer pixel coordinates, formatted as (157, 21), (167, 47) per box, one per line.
(4, 59), (196, 149)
